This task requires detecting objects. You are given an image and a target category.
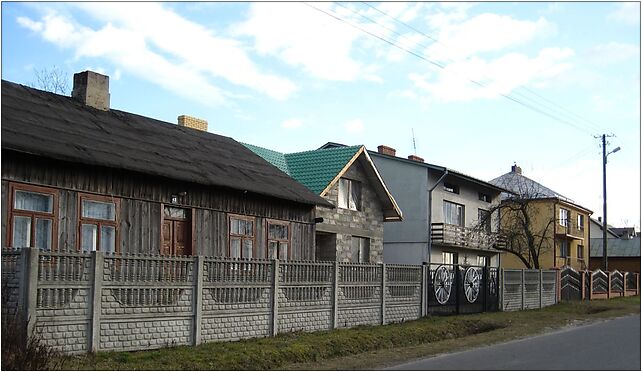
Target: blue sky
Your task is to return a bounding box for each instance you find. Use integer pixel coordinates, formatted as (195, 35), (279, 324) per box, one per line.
(2, 2), (640, 228)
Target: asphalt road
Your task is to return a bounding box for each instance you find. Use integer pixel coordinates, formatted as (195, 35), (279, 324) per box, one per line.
(386, 314), (641, 370)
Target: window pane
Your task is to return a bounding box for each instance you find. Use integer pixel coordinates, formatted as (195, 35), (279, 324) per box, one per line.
(14, 190), (53, 213)
(359, 239), (370, 263)
(82, 200), (115, 220)
(231, 219), (240, 235)
(101, 226), (116, 254)
(338, 179), (349, 209)
(12, 216), (31, 248)
(278, 243), (288, 260)
(477, 256), (487, 267)
(349, 182), (361, 211)
(230, 239), (241, 258)
(164, 207), (187, 219)
(268, 241), (278, 259)
(442, 252), (454, 265)
(242, 239), (253, 258)
(351, 237), (360, 262)
(81, 224), (98, 253)
(34, 218), (52, 251)
(269, 224), (288, 240)
(244, 221), (254, 236)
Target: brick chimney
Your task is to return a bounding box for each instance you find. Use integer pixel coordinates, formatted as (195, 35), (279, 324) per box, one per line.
(72, 71), (110, 111)
(511, 164), (522, 174)
(177, 115), (208, 131)
(408, 154), (424, 162)
(377, 145), (396, 156)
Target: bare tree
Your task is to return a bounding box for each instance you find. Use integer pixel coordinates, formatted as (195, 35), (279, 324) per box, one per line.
(29, 66), (70, 95)
(475, 178), (558, 269)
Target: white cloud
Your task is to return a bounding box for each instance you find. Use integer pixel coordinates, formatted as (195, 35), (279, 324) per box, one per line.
(344, 119), (364, 134)
(586, 42), (639, 65)
(426, 13), (553, 61)
(281, 118), (303, 129)
(234, 3), (379, 82)
(408, 47), (574, 102)
(608, 3), (640, 26)
(17, 3), (297, 105)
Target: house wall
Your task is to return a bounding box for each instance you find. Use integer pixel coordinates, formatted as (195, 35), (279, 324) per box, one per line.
(2, 152), (316, 258)
(315, 158), (384, 263)
(500, 200), (590, 271)
(430, 245), (500, 267)
(589, 257), (641, 273)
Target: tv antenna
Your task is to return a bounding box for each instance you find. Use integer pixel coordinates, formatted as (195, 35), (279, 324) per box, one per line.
(412, 128), (417, 154)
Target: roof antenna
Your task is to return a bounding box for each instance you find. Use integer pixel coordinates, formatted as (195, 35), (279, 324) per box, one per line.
(412, 128), (417, 155)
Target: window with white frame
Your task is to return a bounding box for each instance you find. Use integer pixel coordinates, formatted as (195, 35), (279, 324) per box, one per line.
(442, 252), (455, 265)
(443, 201), (465, 226)
(559, 208), (569, 227)
(477, 256), (488, 267)
(351, 236), (370, 263)
(9, 184), (57, 251)
(79, 194), (119, 254)
(338, 178), (361, 211)
(577, 214), (585, 230)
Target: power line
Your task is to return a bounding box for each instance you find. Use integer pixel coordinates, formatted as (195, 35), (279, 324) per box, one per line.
(360, 1), (611, 135)
(306, 3), (596, 136)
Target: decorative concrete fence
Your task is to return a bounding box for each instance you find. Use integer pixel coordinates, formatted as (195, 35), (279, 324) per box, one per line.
(501, 269), (558, 311)
(557, 266), (640, 301)
(1, 248), (424, 354)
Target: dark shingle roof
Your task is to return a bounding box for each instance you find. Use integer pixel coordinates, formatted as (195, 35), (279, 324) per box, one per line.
(1, 80), (330, 207)
(590, 237), (641, 257)
(490, 170), (573, 202)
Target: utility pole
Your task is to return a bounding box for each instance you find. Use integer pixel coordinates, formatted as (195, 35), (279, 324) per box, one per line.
(599, 134), (620, 271)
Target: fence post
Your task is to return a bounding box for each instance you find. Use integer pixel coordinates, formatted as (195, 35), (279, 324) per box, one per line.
(623, 272), (627, 296)
(636, 273), (640, 296)
(271, 259), (279, 336)
(580, 271), (586, 300)
(90, 251), (103, 352)
(193, 255), (204, 346)
(25, 248), (39, 340)
(332, 261), (339, 329)
(381, 263), (386, 325)
(499, 268), (504, 311)
(589, 271), (594, 300)
(17, 249), (29, 323)
(556, 268), (561, 304)
(606, 271), (611, 298)
(420, 264), (427, 317)
(520, 269), (525, 310)
(539, 270), (543, 309)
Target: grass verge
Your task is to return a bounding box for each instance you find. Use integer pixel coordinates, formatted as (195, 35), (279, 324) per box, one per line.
(62, 296), (639, 370)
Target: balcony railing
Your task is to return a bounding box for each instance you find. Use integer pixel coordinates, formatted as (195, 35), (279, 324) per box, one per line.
(431, 223), (505, 250)
(556, 222), (585, 239)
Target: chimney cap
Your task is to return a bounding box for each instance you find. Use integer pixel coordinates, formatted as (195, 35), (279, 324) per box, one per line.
(511, 164), (522, 174)
(408, 154), (424, 162)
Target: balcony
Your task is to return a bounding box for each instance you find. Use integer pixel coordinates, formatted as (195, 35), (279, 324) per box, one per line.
(431, 223), (505, 251)
(555, 222), (585, 240)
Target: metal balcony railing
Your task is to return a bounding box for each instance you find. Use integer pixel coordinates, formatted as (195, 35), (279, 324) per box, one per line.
(430, 223), (504, 250)
(556, 221), (585, 238)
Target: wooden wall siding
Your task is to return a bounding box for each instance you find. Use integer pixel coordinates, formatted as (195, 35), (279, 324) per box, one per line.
(193, 209), (227, 257)
(1, 181), (7, 246)
(119, 199), (161, 254)
(2, 152), (315, 224)
(290, 223), (315, 260)
(58, 190), (78, 251)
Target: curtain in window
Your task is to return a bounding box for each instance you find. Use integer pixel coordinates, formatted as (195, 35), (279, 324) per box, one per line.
(35, 218), (52, 250)
(444, 201), (464, 226)
(338, 179), (349, 209)
(12, 216), (31, 248)
(82, 200), (116, 220)
(100, 226), (116, 253)
(14, 191), (53, 213)
(81, 224), (98, 252)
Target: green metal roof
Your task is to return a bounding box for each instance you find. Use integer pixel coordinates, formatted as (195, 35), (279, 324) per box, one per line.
(590, 237), (640, 257)
(243, 143), (362, 195)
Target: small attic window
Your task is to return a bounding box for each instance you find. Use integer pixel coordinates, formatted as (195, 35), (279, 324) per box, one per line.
(479, 192), (490, 202)
(443, 183), (459, 194)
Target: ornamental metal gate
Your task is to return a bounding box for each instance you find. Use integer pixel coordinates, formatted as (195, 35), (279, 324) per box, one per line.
(426, 264), (499, 315)
(560, 266), (583, 301)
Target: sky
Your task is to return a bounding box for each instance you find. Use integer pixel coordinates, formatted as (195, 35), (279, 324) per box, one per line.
(2, 2), (640, 229)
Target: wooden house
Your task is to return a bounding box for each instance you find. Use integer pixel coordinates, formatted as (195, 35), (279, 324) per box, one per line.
(244, 142), (402, 263)
(1, 71), (331, 259)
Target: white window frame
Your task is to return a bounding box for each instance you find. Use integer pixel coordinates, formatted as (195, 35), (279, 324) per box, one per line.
(559, 208), (569, 227)
(338, 178), (361, 211)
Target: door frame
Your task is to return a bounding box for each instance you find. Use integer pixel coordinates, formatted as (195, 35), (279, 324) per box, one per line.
(160, 203), (195, 256)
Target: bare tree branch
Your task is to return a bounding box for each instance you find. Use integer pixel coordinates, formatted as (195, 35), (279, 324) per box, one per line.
(29, 66), (70, 95)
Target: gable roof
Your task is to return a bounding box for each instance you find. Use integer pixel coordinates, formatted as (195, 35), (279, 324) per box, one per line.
(590, 218), (620, 238)
(1, 80), (330, 207)
(244, 143), (403, 220)
(590, 237), (641, 258)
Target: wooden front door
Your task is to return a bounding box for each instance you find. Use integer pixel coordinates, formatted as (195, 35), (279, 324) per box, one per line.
(162, 207), (191, 256)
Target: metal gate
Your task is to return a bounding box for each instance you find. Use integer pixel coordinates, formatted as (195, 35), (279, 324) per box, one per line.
(426, 264), (499, 314)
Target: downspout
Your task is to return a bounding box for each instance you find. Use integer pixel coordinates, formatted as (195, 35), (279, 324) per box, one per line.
(426, 168), (449, 265)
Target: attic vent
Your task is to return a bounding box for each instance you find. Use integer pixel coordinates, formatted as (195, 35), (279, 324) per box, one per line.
(178, 115), (208, 131)
(72, 71), (110, 111)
